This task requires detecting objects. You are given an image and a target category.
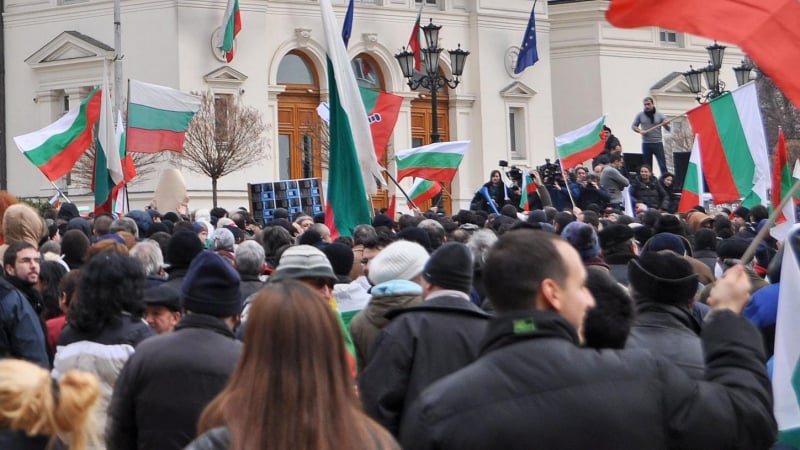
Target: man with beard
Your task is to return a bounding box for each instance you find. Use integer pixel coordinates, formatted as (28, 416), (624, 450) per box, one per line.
(632, 96), (670, 175)
(3, 241), (44, 319)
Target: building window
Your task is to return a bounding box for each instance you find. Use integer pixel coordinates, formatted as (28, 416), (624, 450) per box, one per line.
(508, 107), (526, 160)
(277, 53), (316, 85)
(415, 0), (438, 5)
(659, 29), (681, 47)
(352, 55), (383, 90)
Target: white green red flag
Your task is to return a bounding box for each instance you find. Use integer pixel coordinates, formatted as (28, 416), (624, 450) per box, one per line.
(14, 88), (102, 181)
(686, 82), (769, 207)
(112, 111), (136, 215)
(770, 129), (797, 241)
(519, 174), (537, 212)
(395, 141), (470, 182)
(219, 0), (241, 63)
(677, 135), (704, 213)
(408, 2), (424, 71)
(93, 62), (124, 215)
(320, 0), (384, 238)
(774, 226), (800, 446)
(407, 178), (442, 208)
(554, 116), (606, 170)
(126, 79), (201, 153)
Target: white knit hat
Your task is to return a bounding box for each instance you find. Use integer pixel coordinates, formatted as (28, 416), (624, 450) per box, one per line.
(368, 240), (430, 286)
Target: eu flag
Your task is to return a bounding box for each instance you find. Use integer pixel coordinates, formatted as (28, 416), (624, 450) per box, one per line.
(514, 4), (539, 74)
(341, 0), (355, 48)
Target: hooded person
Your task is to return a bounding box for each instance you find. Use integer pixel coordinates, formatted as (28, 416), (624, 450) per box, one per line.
(626, 251), (704, 379)
(598, 224), (637, 285)
(164, 230), (205, 292)
(349, 240), (429, 372)
(0, 204), (46, 261)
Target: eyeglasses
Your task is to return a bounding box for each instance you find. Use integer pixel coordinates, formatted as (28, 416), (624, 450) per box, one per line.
(300, 277), (335, 290)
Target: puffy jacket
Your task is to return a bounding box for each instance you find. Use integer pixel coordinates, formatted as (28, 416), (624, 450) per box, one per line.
(630, 175), (668, 210)
(0, 278), (49, 367)
(400, 310), (776, 450)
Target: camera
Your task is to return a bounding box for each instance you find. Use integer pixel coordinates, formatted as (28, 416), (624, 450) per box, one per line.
(537, 159), (564, 186)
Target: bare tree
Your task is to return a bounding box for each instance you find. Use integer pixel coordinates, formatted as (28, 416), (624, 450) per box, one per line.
(182, 92), (268, 206)
(757, 72), (800, 151)
(69, 141), (163, 190)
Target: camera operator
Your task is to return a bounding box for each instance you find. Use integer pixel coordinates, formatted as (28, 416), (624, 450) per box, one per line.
(537, 160), (580, 212)
(577, 170), (610, 210)
(521, 170), (552, 212)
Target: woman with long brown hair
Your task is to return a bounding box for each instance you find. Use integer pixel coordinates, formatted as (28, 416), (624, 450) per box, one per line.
(187, 280), (398, 450)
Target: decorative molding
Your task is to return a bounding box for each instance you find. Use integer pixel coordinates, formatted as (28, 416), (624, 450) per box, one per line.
(362, 33), (379, 50)
(295, 27), (313, 48)
(500, 81), (537, 99)
(505, 46), (521, 78)
(25, 31), (113, 68)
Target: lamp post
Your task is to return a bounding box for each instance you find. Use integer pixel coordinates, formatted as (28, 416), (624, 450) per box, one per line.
(395, 19), (469, 143)
(683, 41), (754, 103)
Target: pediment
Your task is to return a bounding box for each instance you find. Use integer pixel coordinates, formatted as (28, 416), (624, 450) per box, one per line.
(25, 31), (113, 68)
(500, 81), (537, 99)
(650, 71), (694, 95)
(204, 66), (248, 84)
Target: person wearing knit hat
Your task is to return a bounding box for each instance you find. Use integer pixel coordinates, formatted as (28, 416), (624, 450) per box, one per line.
(107, 250), (243, 450)
(323, 242), (355, 284)
(626, 250), (704, 379)
(561, 222), (604, 268)
(164, 229), (205, 292)
(359, 242), (489, 435)
(597, 224), (638, 285)
(350, 240), (429, 372)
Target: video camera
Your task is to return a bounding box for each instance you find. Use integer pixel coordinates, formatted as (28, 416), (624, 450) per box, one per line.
(499, 160), (524, 185)
(537, 159), (564, 186)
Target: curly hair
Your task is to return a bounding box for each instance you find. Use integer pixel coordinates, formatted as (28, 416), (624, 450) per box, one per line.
(68, 253), (145, 335)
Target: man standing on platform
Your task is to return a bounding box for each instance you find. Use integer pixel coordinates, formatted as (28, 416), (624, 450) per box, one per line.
(632, 96), (670, 175)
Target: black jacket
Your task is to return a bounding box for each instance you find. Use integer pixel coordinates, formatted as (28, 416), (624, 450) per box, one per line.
(400, 310), (776, 450)
(358, 293), (489, 436)
(0, 278), (49, 367)
(630, 175), (668, 210)
(626, 302), (705, 379)
(106, 314), (242, 450)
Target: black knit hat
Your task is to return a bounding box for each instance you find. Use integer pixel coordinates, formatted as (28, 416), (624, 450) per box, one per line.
(598, 224), (634, 249)
(166, 229), (204, 268)
(628, 251), (698, 305)
(423, 242), (474, 293)
(181, 251), (242, 317)
(322, 242), (355, 278)
(717, 238), (750, 260)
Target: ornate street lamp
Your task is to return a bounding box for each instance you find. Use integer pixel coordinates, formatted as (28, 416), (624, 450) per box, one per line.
(395, 19), (469, 143)
(683, 41), (754, 103)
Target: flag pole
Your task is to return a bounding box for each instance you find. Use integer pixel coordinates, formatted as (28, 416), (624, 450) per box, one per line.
(49, 180), (72, 203)
(741, 177), (800, 264)
(555, 157), (577, 209)
(641, 113), (687, 135)
(384, 170), (419, 210)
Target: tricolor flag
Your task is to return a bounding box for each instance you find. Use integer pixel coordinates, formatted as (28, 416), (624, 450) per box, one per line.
(93, 62), (124, 215)
(519, 173), (537, 212)
(770, 129), (796, 241)
(126, 80), (202, 154)
(407, 1), (424, 71)
(677, 135), (704, 213)
(218, 0), (242, 63)
(386, 193), (397, 219)
(554, 116), (606, 170)
(395, 141), (470, 182)
(774, 225), (800, 446)
(14, 88), (102, 181)
(111, 111), (136, 216)
(320, 0), (384, 238)
(407, 178), (442, 209)
(686, 82), (770, 207)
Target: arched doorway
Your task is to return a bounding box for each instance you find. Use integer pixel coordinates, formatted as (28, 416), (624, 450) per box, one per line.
(410, 72), (451, 215)
(277, 51), (321, 180)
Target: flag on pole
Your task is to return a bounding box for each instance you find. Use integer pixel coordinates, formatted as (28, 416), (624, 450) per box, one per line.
(14, 88), (102, 181)
(686, 82), (769, 207)
(514, 0), (539, 74)
(48, 193), (61, 209)
(320, 0), (384, 238)
(554, 116), (606, 170)
(341, 0), (354, 47)
(126, 80), (202, 154)
(606, 0), (800, 110)
(770, 129), (796, 241)
(395, 141), (470, 182)
(386, 193), (397, 219)
(407, 178), (442, 209)
(218, 0), (242, 62)
(622, 184), (635, 217)
(408, 1), (424, 71)
(519, 173), (537, 212)
(677, 136), (705, 213)
(116, 111), (137, 183)
(774, 226), (800, 446)
(93, 61), (124, 216)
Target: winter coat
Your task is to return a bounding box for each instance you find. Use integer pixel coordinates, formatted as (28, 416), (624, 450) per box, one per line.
(358, 292), (489, 436)
(470, 181), (507, 214)
(578, 182), (610, 210)
(630, 175), (668, 210)
(106, 313), (242, 450)
(744, 282), (779, 359)
(599, 165), (630, 205)
(0, 431), (54, 450)
(0, 278), (49, 367)
(184, 426), (401, 450)
(604, 253), (638, 286)
(238, 273), (264, 305)
(54, 315), (154, 449)
(626, 302), (705, 379)
(349, 280), (423, 372)
(399, 309), (776, 450)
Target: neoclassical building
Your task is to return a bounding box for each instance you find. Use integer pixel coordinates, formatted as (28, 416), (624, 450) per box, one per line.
(1, 0), (743, 213)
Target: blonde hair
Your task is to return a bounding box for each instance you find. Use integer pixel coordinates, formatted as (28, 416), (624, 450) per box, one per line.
(0, 359), (100, 450)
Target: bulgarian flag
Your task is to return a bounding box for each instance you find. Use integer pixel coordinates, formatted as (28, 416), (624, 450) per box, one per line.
(320, 0), (384, 238)
(14, 88), (102, 181)
(770, 129), (796, 240)
(360, 88), (402, 161)
(774, 226), (800, 446)
(686, 82), (769, 207)
(519, 173), (537, 212)
(554, 116), (606, 170)
(126, 80), (202, 153)
(218, 0), (242, 63)
(407, 178), (442, 208)
(93, 62), (124, 215)
(395, 141), (470, 182)
(677, 135), (704, 213)
(408, 1), (424, 71)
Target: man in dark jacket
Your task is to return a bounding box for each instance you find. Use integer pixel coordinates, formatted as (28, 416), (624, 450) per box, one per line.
(400, 230), (776, 450)
(107, 251), (244, 450)
(625, 251), (704, 379)
(358, 242), (490, 436)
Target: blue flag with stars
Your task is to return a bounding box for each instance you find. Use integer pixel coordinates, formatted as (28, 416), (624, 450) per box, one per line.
(341, 0), (355, 48)
(514, 2), (539, 74)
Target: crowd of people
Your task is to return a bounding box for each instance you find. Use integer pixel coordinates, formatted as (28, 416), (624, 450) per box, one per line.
(0, 175), (787, 449)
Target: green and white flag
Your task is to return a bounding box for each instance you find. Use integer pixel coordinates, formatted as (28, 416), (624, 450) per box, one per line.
(775, 225), (800, 446)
